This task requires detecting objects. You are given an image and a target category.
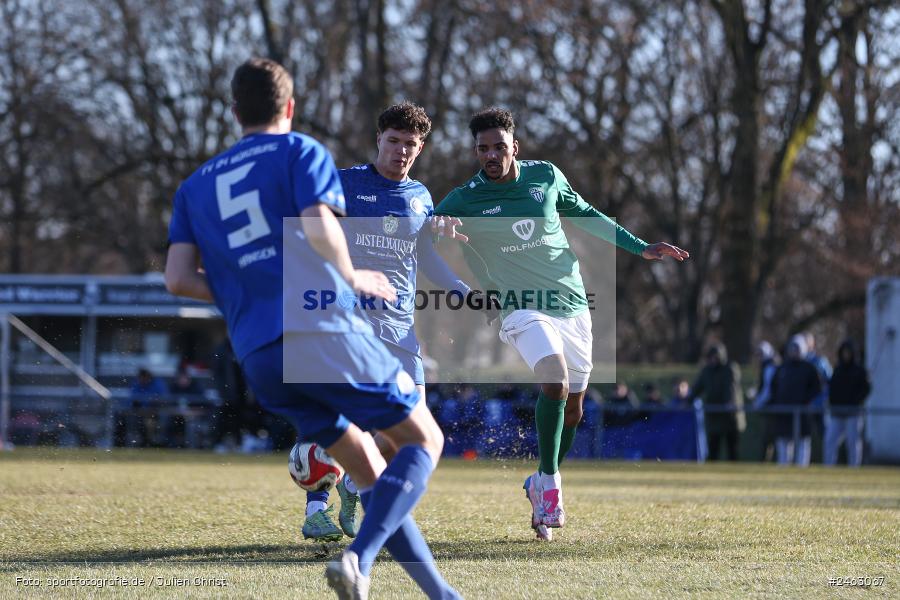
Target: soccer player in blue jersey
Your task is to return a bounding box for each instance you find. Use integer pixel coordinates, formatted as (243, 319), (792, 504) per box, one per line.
(300, 102), (471, 542)
(164, 58), (460, 600)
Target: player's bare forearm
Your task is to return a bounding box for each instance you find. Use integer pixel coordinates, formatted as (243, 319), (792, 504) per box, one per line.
(300, 203), (357, 284)
(168, 272), (214, 302)
(165, 243), (214, 302)
(300, 203), (396, 302)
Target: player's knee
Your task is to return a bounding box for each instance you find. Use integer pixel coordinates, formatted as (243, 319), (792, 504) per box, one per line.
(403, 423), (443, 467)
(413, 411), (444, 462)
(541, 381), (568, 400)
(535, 355), (568, 398)
(373, 431), (398, 462)
(383, 408), (444, 465)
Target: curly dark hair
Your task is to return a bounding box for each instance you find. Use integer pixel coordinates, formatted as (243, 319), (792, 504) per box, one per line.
(377, 102), (432, 139)
(469, 107), (515, 138)
(230, 58), (293, 127)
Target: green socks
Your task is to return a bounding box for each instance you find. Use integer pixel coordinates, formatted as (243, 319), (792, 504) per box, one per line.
(535, 391), (566, 475)
(558, 425), (577, 465)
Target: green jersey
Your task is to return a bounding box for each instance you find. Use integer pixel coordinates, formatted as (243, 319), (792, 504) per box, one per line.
(435, 160), (647, 318)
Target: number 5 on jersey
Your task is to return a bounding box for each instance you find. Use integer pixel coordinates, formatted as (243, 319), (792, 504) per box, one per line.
(216, 162), (271, 249)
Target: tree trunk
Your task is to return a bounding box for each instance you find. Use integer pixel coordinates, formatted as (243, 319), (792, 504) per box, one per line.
(715, 1), (762, 363)
(837, 6), (874, 269)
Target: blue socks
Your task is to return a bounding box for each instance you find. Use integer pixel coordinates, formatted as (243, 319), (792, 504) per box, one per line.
(305, 490), (329, 516)
(349, 445), (434, 572)
(306, 490), (329, 504)
(356, 490), (459, 599)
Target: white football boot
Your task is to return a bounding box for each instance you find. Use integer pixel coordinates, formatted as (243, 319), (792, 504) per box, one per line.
(325, 550), (370, 600)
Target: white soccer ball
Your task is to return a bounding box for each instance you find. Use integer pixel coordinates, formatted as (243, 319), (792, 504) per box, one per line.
(288, 441), (345, 492)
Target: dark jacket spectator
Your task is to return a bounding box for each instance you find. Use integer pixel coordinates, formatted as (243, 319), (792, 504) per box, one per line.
(692, 344), (744, 460)
(642, 383), (664, 406)
(130, 368), (168, 408)
(603, 382), (640, 427)
(691, 344), (745, 433)
(640, 383), (666, 423)
(828, 340), (871, 415)
(770, 336), (822, 439)
(824, 339), (870, 466)
(119, 368), (168, 447)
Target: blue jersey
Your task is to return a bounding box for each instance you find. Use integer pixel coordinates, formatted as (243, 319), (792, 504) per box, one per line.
(341, 164), (467, 354)
(169, 132), (371, 362)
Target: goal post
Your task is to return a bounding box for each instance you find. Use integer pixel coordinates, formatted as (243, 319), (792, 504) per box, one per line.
(0, 313), (113, 449)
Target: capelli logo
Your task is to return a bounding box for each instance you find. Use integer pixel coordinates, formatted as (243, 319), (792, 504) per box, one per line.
(380, 474), (415, 493)
(512, 219), (535, 241)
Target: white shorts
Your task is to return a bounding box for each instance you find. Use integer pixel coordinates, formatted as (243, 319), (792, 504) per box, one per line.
(499, 309), (593, 393)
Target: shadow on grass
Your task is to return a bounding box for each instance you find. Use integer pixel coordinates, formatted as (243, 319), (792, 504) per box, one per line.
(1, 537), (729, 569)
(0, 543), (330, 569)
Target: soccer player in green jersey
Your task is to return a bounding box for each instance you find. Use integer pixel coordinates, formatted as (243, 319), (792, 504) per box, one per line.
(435, 108), (688, 540)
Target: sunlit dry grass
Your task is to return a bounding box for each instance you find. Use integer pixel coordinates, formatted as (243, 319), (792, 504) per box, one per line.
(1, 449), (897, 598)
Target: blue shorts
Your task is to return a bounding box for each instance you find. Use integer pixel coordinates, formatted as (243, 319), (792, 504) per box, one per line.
(370, 319), (424, 386)
(387, 344), (424, 386)
(241, 333), (419, 448)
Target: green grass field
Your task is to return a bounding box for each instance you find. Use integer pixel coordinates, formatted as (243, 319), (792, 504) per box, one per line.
(1, 449), (898, 599)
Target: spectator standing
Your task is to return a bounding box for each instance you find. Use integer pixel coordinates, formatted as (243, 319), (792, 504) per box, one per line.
(126, 368), (168, 447)
(752, 341), (780, 461)
(691, 344), (744, 461)
(824, 339), (871, 466)
(770, 335), (821, 466)
(752, 342), (779, 409)
(166, 369), (205, 448)
(804, 332), (832, 451)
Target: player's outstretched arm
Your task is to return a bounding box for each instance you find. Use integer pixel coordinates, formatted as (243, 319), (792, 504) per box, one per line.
(301, 203), (397, 303)
(417, 230), (470, 295)
(552, 163), (689, 259)
(165, 243), (214, 302)
(641, 242), (690, 262)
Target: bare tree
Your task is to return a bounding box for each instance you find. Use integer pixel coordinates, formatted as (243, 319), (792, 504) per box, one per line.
(2, 0), (897, 365)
